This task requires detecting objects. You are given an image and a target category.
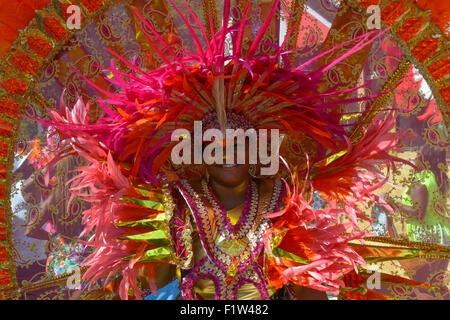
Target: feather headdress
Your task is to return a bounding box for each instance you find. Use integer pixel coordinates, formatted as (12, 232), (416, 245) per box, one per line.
(35, 0), (394, 185)
(30, 0), (418, 299)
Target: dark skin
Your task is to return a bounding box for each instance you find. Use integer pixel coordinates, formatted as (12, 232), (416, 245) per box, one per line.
(206, 152), (250, 211)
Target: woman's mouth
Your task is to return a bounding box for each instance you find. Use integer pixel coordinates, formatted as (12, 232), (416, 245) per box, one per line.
(217, 164), (239, 169)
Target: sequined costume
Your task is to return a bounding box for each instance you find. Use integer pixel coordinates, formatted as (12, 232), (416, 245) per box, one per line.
(176, 178), (284, 299)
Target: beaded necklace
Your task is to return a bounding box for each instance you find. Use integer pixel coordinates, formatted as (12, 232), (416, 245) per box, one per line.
(176, 178), (284, 299)
(202, 179), (259, 242)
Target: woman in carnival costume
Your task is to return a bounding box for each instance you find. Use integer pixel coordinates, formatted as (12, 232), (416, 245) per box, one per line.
(34, 0), (448, 300)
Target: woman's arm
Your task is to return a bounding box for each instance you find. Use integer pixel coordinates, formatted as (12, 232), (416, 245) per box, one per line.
(137, 263), (177, 290)
(290, 284), (329, 300)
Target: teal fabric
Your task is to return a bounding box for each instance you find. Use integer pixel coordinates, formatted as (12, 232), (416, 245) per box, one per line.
(144, 279), (180, 300)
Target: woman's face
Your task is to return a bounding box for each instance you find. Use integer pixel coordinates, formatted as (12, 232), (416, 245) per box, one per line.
(205, 139), (250, 188)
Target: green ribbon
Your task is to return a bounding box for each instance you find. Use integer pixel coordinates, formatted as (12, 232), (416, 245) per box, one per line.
(116, 213), (167, 230)
(119, 197), (164, 211)
(272, 247), (311, 265)
(121, 247), (172, 262)
(325, 150), (347, 166)
(118, 229), (170, 246)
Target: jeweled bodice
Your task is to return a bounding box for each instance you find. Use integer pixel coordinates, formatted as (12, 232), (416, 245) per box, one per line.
(174, 178), (284, 300)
